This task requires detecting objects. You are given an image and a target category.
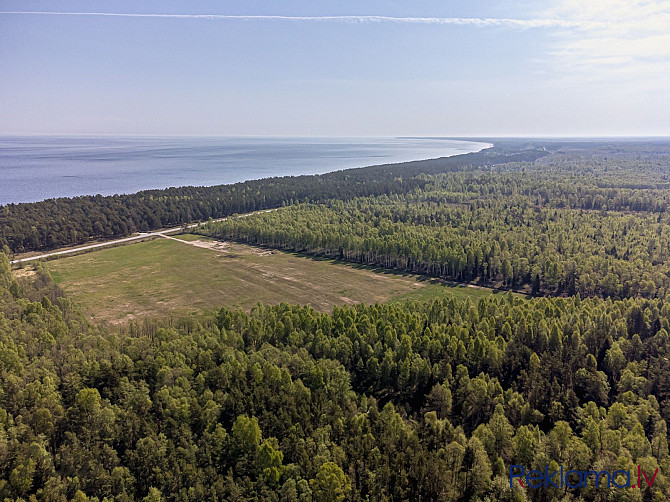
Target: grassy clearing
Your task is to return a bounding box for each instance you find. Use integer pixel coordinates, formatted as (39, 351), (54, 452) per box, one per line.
(170, 233), (202, 241)
(43, 235), (501, 324)
(392, 281), (512, 303)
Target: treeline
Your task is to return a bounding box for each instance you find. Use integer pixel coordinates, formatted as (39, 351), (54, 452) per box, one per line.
(0, 149), (548, 254)
(5, 141), (670, 255)
(435, 168), (670, 213)
(2, 255), (670, 500)
(199, 147), (670, 300)
(199, 194), (670, 300)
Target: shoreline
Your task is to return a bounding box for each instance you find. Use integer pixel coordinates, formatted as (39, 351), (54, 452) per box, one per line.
(2, 143), (514, 258)
(0, 137), (492, 205)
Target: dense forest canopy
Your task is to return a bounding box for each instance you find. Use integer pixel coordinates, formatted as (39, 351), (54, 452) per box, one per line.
(0, 149), (545, 254)
(4, 140), (670, 501)
(2, 251), (670, 501)
(199, 142), (670, 301)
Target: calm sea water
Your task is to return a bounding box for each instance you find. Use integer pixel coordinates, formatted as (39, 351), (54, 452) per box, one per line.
(0, 136), (490, 205)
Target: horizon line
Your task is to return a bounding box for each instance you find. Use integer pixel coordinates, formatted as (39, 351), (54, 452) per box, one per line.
(2, 133), (669, 140)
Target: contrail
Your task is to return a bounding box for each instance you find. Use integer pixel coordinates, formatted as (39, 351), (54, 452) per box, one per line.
(0, 11), (598, 29)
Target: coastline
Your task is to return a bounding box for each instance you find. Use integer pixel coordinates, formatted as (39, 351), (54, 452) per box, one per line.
(2, 144), (516, 257)
(0, 137), (492, 205)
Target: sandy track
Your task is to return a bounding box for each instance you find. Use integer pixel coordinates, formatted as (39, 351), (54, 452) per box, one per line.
(10, 209), (277, 265)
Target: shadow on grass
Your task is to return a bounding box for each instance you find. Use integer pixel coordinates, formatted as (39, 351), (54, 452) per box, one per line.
(282, 250), (533, 298)
(192, 235), (535, 300)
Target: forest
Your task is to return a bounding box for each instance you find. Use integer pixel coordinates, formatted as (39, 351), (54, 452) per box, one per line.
(0, 150), (544, 254)
(198, 143), (670, 300)
(2, 251), (670, 501)
(3, 141), (670, 501)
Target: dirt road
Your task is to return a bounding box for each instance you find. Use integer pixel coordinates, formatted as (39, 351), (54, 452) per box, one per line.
(9, 209), (276, 265)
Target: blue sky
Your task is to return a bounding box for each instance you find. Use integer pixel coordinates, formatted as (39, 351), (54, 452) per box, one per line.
(1, 0), (669, 136)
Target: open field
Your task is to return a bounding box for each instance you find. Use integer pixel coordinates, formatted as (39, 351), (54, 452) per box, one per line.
(392, 281), (513, 303)
(37, 235), (503, 324)
(13, 237), (141, 261)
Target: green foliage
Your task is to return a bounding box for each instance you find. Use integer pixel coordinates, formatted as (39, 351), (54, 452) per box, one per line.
(2, 257), (670, 500)
(2, 149), (539, 253)
(310, 462), (350, 502)
(232, 415), (261, 454)
(200, 143), (670, 300)
(4, 141), (670, 501)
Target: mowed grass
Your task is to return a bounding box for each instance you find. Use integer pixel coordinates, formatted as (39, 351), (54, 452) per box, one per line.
(44, 236), (499, 324)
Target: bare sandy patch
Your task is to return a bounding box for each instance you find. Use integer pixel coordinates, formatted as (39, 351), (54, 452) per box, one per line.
(12, 268), (37, 278)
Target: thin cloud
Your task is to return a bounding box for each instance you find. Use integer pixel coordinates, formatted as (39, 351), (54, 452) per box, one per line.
(0, 11), (600, 29)
(4, 7), (666, 84)
(544, 0), (670, 81)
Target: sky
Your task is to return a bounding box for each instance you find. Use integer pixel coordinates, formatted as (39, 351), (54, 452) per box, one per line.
(1, 0), (669, 137)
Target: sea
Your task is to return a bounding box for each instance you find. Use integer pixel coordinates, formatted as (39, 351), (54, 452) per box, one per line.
(0, 136), (491, 205)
